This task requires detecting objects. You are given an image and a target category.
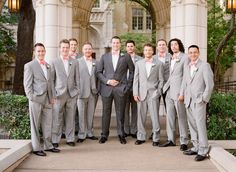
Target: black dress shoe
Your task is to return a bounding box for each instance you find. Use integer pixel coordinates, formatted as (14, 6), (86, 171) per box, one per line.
(195, 155), (206, 161)
(183, 149), (197, 155)
(52, 143), (59, 148)
(130, 134), (137, 138)
(66, 142), (75, 146)
(149, 133), (153, 140)
(61, 134), (66, 139)
(152, 142), (159, 146)
(135, 140), (145, 145)
(86, 136), (98, 140)
(159, 141), (176, 147)
(77, 138), (85, 143)
(99, 137), (107, 144)
(180, 144), (188, 151)
(124, 133), (129, 137)
(45, 148), (60, 153)
(118, 135), (127, 144)
(33, 150), (46, 156)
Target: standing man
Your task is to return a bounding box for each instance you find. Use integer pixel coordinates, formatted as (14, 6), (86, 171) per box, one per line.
(51, 39), (80, 147)
(69, 38), (82, 59)
(181, 45), (214, 161)
(96, 36), (135, 144)
(24, 43), (60, 156)
(133, 43), (164, 146)
(124, 40), (142, 138)
(77, 42), (98, 143)
(160, 38), (189, 151)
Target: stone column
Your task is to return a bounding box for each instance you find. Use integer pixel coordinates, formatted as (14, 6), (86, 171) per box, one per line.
(156, 22), (170, 42)
(170, 0), (207, 61)
(35, 0), (72, 61)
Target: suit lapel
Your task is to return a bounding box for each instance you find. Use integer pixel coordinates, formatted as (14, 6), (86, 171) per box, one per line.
(190, 59), (201, 82)
(33, 59), (47, 80)
(81, 58), (90, 76)
(91, 59), (96, 76)
(108, 53), (115, 72)
(68, 58), (73, 76)
(58, 58), (68, 76)
(115, 53), (123, 72)
(141, 60), (148, 79)
(148, 58), (156, 79)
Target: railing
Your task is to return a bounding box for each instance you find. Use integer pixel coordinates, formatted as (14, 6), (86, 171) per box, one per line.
(214, 81), (236, 93)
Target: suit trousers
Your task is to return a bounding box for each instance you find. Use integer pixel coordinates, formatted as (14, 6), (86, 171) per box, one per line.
(29, 98), (53, 151)
(77, 94), (98, 139)
(137, 96), (160, 142)
(52, 91), (77, 143)
(187, 101), (209, 156)
(165, 93), (188, 144)
(124, 90), (137, 135)
(101, 90), (126, 138)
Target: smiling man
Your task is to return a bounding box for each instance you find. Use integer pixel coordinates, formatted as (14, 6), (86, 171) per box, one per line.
(181, 45), (214, 161)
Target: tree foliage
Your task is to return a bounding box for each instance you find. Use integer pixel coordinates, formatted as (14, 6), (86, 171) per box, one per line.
(207, 0), (236, 81)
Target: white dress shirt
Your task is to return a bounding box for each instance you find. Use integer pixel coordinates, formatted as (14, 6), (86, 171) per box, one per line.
(61, 56), (69, 76)
(145, 62), (152, 78)
(170, 52), (180, 72)
(36, 58), (47, 80)
(83, 56), (93, 76)
(112, 51), (119, 70)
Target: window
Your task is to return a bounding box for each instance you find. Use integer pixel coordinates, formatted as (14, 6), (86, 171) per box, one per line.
(132, 8), (143, 30)
(93, 0), (100, 8)
(146, 13), (152, 30)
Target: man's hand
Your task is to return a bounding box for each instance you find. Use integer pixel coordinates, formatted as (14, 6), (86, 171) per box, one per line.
(133, 96), (140, 102)
(107, 79), (119, 87)
(178, 95), (184, 102)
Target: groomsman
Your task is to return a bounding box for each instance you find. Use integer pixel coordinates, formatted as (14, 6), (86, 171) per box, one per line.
(96, 36), (135, 144)
(181, 45), (214, 161)
(160, 38), (189, 151)
(77, 42), (98, 143)
(124, 40), (142, 138)
(24, 43), (60, 156)
(69, 38), (82, 59)
(133, 43), (164, 146)
(51, 39), (80, 147)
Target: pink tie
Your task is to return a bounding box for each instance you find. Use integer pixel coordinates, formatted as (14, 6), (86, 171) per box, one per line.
(63, 57), (69, 61)
(39, 60), (46, 65)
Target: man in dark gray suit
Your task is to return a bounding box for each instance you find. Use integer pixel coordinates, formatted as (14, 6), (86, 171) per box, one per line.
(124, 40), (142, 138)
(96, 36), (135, 144)
(24, 43), (60, 156)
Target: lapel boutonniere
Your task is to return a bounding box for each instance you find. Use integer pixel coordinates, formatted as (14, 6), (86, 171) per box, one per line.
(152, 63), (156, 67)
(92, 62), (96, 66)
(46, 64), (50, 69)
(175, 58), (180, 63)
(120, 52), (124, 57)
(192, 65), (198, 72)
(69, 62), (72, 66)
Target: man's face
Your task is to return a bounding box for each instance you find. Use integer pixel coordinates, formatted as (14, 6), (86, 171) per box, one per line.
(111, 38), (121, 51)
(126, 43), (135, 54)
(60, 42), (70, 57)
(143, 46), (153, 59)
(188, 47), (199, 62)
(35, 46), (46, 61)
(82, 44), (93, 58)
(170, 41), (180, 54)
(157, 40), (167, 53)
(70, 40), (78, 53)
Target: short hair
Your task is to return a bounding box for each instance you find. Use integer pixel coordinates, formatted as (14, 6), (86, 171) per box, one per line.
(59, 39), (70, 47)
(82, 42), (93, 48)
(69, 38), (78, 43)
(111, 36), (121, 42)
(157, 39), (167, 45)
(34, 43), (45, 49)
(168, 38), (185, 55)
(125, 40), (135, 46)
(143, 43), (154, 51)
(188, 45), (199, 51)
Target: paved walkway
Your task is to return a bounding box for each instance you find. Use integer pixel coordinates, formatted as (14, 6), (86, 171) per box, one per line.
(15, 99), (219, 172)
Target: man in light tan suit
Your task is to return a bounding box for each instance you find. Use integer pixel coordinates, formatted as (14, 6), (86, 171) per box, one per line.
(24, 43), (60, 156)
(133, 43), (164, 146)
(77, 42), (98, 143)
(51, 39), (80, 147)
(180, 45), (214, 161)
(160, 38), (189, 151)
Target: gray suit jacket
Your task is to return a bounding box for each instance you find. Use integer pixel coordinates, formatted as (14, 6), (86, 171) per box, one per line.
(24, 59), (54, 104)
(153, 53), (171, 84)
(51, 57), (80, 98)
(78, 57), (98, 98)
(180, 59), (214, 107)
(163, 52), (188, 100)
(133, 58), (164, 101)
(96, 52), (135, 97)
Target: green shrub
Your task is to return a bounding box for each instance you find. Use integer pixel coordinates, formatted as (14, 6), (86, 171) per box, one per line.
(0, 93), (30, 139)
(207, 92), (236, 140)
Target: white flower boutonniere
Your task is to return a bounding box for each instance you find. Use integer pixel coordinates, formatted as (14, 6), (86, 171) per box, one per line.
(193, 65), (198, 72)
(69, 62), (72, 66)
(152, 63), (156, 67)
(120, 53), (124, 56)
(175, 58), (180, 63)
(46, 64), (50, 69)
(92, 62), (96, 66)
